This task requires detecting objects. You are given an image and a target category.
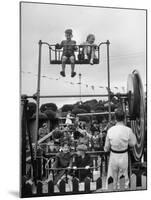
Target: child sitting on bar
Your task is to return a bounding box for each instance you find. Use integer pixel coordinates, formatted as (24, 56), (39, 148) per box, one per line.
(47, 142), (73, 185)
(81, 34), (97, 65)
(56, 29), (77, 77)
(73, 144), (92, 181)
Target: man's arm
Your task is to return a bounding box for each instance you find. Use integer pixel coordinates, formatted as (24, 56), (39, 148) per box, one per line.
(128, 129), (137, 147)
(104, 133), (111, 152)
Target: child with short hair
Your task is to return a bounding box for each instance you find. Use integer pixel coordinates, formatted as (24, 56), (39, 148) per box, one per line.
(73, 144), (92, 181)
(82, 34), (97, 65)
(47, 142), (73, 185)
(56, 29), (77, 77)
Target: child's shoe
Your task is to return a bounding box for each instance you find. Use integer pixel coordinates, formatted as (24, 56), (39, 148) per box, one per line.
(90, 59), (94, 65)
(60, 71), (65, 77)
(71, 72), (76, 78)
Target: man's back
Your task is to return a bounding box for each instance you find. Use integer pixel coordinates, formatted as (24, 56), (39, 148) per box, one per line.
(104, 122), (136, 152)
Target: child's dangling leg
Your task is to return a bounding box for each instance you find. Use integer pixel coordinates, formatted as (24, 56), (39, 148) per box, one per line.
(83, 46), (88, 60)
(90, 46), (95, 65)
(60, 56), (67, 77)
(70, 56), (76, 77)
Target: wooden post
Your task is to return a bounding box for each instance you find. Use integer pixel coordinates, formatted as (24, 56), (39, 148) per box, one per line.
(72, 177), (79, 193)
(21, 96), (28, 196)
(37, 181), (43, 195)
(59, 179), (66, 193)
(108, 176), (114, 190)
(96, 177), (102, 189)
(48, 180), (54, 194)
(84, 177), (91, 193)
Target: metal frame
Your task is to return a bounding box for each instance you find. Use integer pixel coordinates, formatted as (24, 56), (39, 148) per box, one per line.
(33, 39), (112, 178)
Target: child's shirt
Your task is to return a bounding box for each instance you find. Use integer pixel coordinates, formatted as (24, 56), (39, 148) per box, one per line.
(59, 40), (76, 55)
(54, 152), (73, 168)
(73, 154), (92, 168)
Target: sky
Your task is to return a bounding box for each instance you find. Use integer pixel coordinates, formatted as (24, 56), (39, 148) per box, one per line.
(21, 2), (146, 108)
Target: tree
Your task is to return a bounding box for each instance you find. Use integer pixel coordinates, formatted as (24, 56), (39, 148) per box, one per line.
(44, 109), (56, 120)
(94, 104), (105, 112)
(61, 104), (74, 112)
(72, 108), (87, 115)
(78, 115), (90, 123)
(77, 104), (91, 113)
(40, 103), (58, 112)
(32, 111), (47, 119)
(26, 102), (36, 118)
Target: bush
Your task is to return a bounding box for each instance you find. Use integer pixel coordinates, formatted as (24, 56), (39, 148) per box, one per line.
(61, 104), (74, 112)
(40, 103), (58, 112)
(77, 104), (91, 113)
(44, 109), (56, 120)
(32, 111), (47, 119)
(26, 102), (36, 118)
(72, 108), (87, 115)
(78, 115), (90, 123)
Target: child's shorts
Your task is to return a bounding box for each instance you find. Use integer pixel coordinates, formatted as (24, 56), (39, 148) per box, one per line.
(62, 53), (75, 59)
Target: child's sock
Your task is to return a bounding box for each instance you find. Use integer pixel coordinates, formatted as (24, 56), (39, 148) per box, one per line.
(90, 58), (94, 65)
(84, 54), (88, 60)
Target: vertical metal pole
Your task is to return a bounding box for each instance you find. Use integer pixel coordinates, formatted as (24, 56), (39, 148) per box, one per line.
(34, 40), (42, 160)
(106, 40), (111, 122)
(21, 97), (28, 179)
(49, 47), (51, 64)
(79, 73), (82, 104)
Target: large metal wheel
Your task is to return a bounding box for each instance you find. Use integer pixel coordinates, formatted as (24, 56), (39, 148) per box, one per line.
(127, 70), (146, 161)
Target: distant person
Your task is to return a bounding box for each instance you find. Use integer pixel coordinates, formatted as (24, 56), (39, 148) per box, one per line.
(81, 34), (97, 65)
(91, 130), (101, 151)
(65, 111), (72, 126)
(38, 122), (49, 144)
(73, 144), (92, 181)
(104, 109), (136, 190)
(47, 142), (73, 185)
(56, 29), (77, 77)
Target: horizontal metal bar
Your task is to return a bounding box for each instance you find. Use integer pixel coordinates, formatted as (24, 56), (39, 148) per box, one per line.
(26, 94), (109, 98)
(25, 93), (127, 99)
(77, 112), (115, 116)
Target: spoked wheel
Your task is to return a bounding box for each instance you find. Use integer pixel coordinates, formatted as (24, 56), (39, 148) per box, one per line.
(127, 70), (146, 162)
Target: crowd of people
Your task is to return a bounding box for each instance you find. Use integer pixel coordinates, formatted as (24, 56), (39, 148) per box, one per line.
(36, 113), (111, 185)
(28, 109), (136, 190)
(38, 116), (108, 154)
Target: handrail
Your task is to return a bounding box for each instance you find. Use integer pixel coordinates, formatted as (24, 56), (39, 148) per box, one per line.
(41, 42), (100, 52)
(44, 150), (107, 157)
(45, 164), (101, 171)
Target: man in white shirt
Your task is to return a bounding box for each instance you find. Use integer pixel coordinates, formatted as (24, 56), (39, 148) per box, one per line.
(104, 109), (136, 190)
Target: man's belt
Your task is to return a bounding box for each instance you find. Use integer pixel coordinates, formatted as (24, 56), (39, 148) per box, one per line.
(110, 148), (128, 153)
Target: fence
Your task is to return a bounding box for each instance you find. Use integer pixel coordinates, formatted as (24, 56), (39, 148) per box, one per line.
(26, 150), (109, 182)
(22, 171), (146, 198)
(22, 150), (147, 198)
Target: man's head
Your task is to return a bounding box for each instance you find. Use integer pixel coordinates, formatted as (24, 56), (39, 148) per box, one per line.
(65, 29), (73, 40)
(62, 142), (70, 153)
(115, 109), (125, 122)
(42, 123), (47, 128)
(86, 34), (95, 44)
(76, 144), (87, 156)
